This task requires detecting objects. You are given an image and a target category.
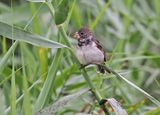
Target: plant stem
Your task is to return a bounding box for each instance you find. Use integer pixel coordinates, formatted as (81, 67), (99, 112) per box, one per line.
(103, 65), (160, 106)
(46, 2), (55, 17)
(58, 25), (72, 47)
(82, 69), (110, 115)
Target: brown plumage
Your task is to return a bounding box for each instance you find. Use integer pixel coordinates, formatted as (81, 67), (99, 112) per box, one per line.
(73, 27), (109, 73)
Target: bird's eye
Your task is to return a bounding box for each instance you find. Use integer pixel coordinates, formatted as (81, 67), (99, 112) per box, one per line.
(80, 32), (84, 35)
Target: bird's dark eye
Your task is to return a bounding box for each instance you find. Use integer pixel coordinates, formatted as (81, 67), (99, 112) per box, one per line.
(80, 32), (84, 35)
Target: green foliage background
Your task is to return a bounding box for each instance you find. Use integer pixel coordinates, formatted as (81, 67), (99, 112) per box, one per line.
(0, 0), (160, 115)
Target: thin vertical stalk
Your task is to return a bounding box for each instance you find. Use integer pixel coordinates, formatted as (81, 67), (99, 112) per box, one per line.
(11, 47), (16, 115)
(103, 65), (160, 106)
(82, 69), (110, 115)
(11, 0), (16, 113)
(2, 36), (7, 54)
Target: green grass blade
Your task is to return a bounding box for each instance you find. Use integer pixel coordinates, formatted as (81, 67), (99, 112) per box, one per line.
(135, 22), (160, 46)
(108, 68), (160, 106)
(22, 74), (33, 115)
(54, 0), (71, 25)
(21, 44), (33, 115)
(0, 22), (67, 48)
(5, 80), (41, 114)
(34, 48), (63, 113)
(0, 41), (18, 73)
(11, 43), (16, 115)
(0, 2), (10, 11)
(27, 0), (46, 2)
(0, 1), (43, 75)
(113, 55), (160, 63)
(37, 89), (88, 115)
(90, 0), (111, 30)
(145, 107), (160, 115)
(29, 2), (41, 34)
(64, 0), (76, 29)
(11, 57), (16, 115)
(2, 36), (7, 54)
(46, 2), (55, 17)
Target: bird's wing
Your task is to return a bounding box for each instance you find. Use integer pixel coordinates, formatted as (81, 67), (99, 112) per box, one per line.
(92, 38), (107, 62)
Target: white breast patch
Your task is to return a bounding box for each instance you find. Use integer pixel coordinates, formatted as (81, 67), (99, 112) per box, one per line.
(76, 42), (104, 65)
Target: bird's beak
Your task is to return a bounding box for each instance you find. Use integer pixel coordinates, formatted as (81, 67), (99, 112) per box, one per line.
(73, 32), (80, 40)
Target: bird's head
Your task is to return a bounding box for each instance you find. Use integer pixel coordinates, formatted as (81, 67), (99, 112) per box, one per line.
(73, 27), (93, 43)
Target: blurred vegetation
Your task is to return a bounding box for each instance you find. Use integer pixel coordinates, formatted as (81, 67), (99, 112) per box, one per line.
(0, 0), (160, 115)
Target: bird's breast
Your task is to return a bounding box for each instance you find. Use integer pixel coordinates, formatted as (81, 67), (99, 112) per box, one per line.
(76, 42), (104, 65)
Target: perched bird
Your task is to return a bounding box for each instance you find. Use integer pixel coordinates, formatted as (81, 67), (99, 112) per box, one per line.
(73, 27), (110, 73)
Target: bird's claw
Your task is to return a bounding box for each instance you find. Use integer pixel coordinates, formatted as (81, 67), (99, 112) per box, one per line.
(79, 64), (85, 69)
(79, 64), (90, 69)
(99, 98), (108, 105)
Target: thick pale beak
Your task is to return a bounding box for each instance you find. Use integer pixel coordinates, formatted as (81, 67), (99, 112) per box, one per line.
(73, 32), (80, 40)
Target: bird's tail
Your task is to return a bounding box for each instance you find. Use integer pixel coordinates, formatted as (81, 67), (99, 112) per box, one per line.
(97, 65), (111, 74)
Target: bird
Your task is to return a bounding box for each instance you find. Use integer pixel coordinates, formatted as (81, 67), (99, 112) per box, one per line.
(73, 27), (110, 73)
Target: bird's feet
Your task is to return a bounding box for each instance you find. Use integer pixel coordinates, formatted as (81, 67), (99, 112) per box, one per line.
(99, 98), (108, 105)
(79, 64), (87, 69)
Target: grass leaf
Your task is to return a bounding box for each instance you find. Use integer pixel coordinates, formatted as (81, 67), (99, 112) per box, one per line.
(21, 44), (33, 115)
(108, 68), (160, 106)
(0, 22), (67, 48)
(0, 41), (18, 73)
(37, 89), (88, 115)
(54, 0), (71, 25)
(90, 0), (111, 30)
(27, 0), (46, 2)
(145, 107), (160, 115)
(34, 48), (63, 113)
(11, 50), (16, 115)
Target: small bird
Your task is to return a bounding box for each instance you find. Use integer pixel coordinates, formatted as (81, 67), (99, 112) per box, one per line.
(73, 27), (110, 73)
